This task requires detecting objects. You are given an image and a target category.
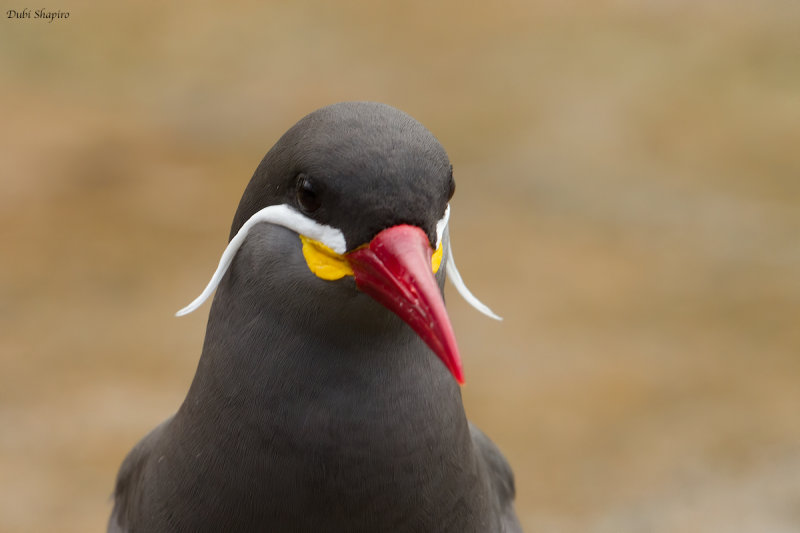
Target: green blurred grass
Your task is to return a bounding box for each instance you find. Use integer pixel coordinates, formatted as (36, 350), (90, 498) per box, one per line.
(1, 1), (799, 531)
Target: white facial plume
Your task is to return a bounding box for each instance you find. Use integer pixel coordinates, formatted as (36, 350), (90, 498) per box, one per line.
(176, 204), (501, 321)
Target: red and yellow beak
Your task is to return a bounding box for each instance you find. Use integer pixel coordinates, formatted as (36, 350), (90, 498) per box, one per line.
(299, 226), (462, 384)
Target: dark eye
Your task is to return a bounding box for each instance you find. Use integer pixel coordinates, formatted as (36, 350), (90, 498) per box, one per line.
(447, 167), (456, 200)
(296, 174), (321, 213)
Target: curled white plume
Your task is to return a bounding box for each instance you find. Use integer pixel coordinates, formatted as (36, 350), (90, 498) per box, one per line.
(444, 229), (503, 321)
(175, 204), (346, 317)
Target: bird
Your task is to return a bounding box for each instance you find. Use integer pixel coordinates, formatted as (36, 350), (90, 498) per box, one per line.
(109, 102), (520, 532)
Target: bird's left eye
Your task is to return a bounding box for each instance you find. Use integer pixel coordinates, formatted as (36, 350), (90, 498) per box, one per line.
(296, 174), (321, 213)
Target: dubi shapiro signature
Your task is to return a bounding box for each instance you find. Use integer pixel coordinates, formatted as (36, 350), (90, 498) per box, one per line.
(7, 9), (70, 22)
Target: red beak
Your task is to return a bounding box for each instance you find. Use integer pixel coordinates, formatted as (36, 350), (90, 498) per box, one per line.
(347, 225), (464, 384)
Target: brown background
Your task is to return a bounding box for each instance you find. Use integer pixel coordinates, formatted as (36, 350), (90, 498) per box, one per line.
(2, 1), (799, 531)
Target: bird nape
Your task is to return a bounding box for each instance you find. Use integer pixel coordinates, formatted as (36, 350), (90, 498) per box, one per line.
(109, 102), (520, 533)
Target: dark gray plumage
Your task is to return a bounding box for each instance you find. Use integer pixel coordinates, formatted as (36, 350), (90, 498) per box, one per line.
(109, 102), (520, 532)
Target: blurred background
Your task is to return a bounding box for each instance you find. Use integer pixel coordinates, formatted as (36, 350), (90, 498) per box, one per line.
(1, 1), (799, 531)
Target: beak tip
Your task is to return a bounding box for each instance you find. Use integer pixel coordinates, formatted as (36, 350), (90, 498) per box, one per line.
(449, 353), (465, 385)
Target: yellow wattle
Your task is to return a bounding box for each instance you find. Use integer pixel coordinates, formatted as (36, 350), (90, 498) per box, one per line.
(299, 235), (444, 279)
(300, 235), (353, 280)
(431, 242), (443, 273)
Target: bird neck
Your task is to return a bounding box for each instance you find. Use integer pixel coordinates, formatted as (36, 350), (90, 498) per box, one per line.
(168, 273), (490, 530)
(179, 274), (473, 466)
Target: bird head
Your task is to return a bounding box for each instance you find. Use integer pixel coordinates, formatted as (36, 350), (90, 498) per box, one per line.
(177, 102), (500, 384)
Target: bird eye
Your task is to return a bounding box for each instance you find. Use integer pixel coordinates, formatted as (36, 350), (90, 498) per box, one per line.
(296, 174), (321, 213)
(447, 168), (456, 200)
